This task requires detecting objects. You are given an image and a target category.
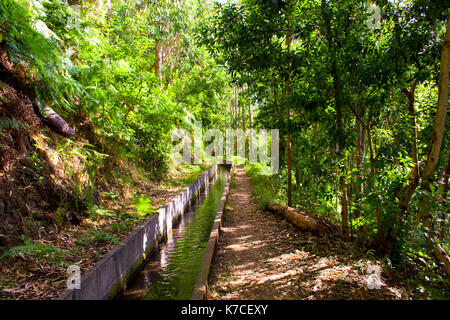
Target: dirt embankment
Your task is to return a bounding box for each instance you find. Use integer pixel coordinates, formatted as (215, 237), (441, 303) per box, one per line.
(0, 49), (82, 247)
(0, 51), (207, 299)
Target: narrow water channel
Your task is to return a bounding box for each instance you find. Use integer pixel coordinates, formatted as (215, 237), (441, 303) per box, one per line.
(121, 165), (230, 300)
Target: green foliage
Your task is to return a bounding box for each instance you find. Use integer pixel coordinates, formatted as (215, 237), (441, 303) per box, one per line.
(110, 223), (133, 233)
(77, 230), (120, 246)
(133, 195), (157, 216)
(244, 163), (285, 209)
(1, 237), (67, 266)
(1, 0), (447, 298)
(0, 117), (22, 130)
(91, 231), (120, 245)
(0, 0), (86, 115)
(166, 164), (209, 188)
(201, 0), (449, 294)
(29, 151), (43, 176)
(1, 0), (233, 180)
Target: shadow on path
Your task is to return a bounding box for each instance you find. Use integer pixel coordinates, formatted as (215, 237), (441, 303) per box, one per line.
(208, 166), (406, 300)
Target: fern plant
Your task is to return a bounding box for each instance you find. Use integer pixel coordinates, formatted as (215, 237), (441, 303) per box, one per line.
(1, 237), (68, 266)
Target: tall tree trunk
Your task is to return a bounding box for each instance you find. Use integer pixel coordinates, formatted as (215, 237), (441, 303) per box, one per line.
(355, 117), (362, 194)
(248, 100), (252, 130)
(398, 84), (420, 217)
(352, 113), (364, 232)
(439, 158), (449, 240)
(286, 32), (293, 207)
(321, 0), (348, 238)
(418, 15), (450, 280)
(313, 122), (318, 164)
(248, 100), (254, 161)
(242, 99), (246, 131)
(106, 0), (111, 22)
(439, 157), (450, 241)
(334, 66), (349, 239)
(367, 124), (383, 245)
(235, 86), (239, 136)
(347, 155), (354, 240)
(384, 82), (419, 256)
(377, 84), (421, 256)
(355, 108), (366, 172)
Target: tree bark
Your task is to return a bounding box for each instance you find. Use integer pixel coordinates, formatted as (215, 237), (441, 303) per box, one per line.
(367, 124), (383, 245)
(321, 0), (348, 238)
(106, 0), (111, 22)
(241, 98), (246, 131)
(40, 106), (76, 138)
(355, 109), (366, 173)
(379, 84), (421, 256)
(248, 99), (254, 161)
(418, 15), (450, 280)
(286, 31), (293, 207)
(266, 201), (341, 236)
(397, 84), (420, 218)
(439, 157), (449, 241)
(0, 56), (75, 138)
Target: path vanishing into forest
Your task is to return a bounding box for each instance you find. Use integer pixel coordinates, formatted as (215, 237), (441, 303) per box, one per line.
(207, 166), (406, 300)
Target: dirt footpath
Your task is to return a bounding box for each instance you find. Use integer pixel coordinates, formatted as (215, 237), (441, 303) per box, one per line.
(207, 166), (406, 300)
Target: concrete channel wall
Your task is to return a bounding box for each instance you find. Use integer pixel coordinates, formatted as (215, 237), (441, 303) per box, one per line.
(192, 164), (235, 300)
(64, 164), (217, 300)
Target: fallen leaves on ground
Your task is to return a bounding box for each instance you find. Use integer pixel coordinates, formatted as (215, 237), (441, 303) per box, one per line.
(208, 166), (409, 300)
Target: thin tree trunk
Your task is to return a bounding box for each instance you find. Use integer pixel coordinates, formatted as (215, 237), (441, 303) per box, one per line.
(102, 103), (105, 153)
(367, 124), (383, 244)
(321, 0), (348, 238)
(397, 84), (420, 217)
(355, 107), (366, 170)
(106, 0), (111, 22)
(348, 155), (353, 240)
(313, 122), (318, 164)
(286, 32), (293, 207)
(418, 15), (450, 280)
(235, 87), (239, 134)
(439, 158), (449, 241)
(355, 117), (362, 194)
(248, 100), (254, 160)
(368, 84), (420, 256)
(335, 74), (349, 238)
(242, 99), (246, 131)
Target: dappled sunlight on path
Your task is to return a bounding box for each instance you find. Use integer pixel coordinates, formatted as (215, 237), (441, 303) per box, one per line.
(207, 166), (406, 300)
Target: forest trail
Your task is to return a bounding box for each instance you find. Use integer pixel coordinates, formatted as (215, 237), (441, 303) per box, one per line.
(207, 166), (406, 300)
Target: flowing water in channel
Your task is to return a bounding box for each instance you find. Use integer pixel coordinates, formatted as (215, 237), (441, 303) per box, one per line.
(121, 165), (229, 300)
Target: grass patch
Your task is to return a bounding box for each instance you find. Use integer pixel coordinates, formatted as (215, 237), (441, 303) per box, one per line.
(133, 195), (157, 215)
(244, 163), (286, 209)
(166, 163), (209, 189)
(76, 230), (120, 246)
(110, 223), (134, 233)
(0, 237), (68, 266)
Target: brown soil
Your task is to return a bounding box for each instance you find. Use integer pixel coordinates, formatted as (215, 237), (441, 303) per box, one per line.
(0, 49), (209, 300)
(207, 166), (407, 300)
